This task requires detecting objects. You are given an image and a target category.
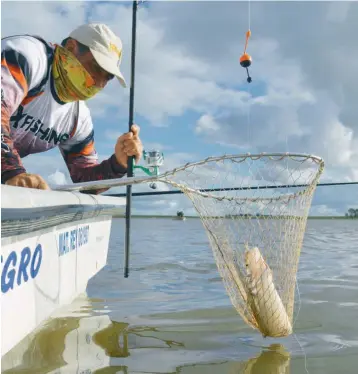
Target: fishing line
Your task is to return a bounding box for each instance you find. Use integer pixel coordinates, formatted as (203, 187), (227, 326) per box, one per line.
(246, 0), (251, 148)
(291, 269), (310, 374)
(247, 75), (252, 149)
(293, 331), (310, 374)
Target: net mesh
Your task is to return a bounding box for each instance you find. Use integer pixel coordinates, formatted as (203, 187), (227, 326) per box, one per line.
(159, 153), (324, 338)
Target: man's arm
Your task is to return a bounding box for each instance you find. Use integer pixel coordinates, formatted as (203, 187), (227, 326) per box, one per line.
(60, 136), (128, 182)
(1, 48), (29, 182)
(1, 36), (49, 184)
(59, 127), (128, 194)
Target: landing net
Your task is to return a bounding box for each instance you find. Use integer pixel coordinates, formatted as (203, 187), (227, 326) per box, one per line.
(158, 153), (324, 337)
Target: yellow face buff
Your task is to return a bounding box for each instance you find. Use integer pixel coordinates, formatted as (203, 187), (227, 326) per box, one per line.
(52, 45), (102, 103)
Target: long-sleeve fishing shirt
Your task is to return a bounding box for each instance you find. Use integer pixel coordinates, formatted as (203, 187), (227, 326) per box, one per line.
(1, 34), (127, 187)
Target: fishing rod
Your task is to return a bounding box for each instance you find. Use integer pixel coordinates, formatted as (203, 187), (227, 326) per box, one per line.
(124, 0), (139, 278)
(107, 181), (358, 198)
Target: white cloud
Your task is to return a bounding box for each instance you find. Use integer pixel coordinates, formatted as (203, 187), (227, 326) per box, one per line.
(47, 170), (69, 185)
(309, 204), (342, 217)
(144, 142), (173, 151)
(195, 114), (220, 135)
(326, 2), (351, 23)
(1, 1), (87, 41)
(20, 149), (70, 184)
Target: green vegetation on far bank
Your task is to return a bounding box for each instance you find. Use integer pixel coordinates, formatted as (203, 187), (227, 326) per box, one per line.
(112, 214), (357, 219)
(345, 208), (358, 218)
(112, 214), (197, 219)
(110, 207), (357, 220)
(309, 216), (357, 219)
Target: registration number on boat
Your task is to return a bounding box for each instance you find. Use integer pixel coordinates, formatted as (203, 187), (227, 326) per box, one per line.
(58, 225), (90, 257)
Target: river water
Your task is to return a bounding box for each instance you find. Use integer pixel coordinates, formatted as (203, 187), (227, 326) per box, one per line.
(2, 218), (358, 374)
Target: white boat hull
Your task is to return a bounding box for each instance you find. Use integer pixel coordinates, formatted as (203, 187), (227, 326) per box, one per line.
(1, 185), (125, 356)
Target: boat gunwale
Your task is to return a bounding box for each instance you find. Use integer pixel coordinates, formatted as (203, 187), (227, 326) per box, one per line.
(1, 203), (121, 238)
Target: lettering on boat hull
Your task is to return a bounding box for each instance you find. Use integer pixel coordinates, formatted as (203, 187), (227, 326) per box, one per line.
(58, 225), (90, 257)
(1, 244), (42, 294)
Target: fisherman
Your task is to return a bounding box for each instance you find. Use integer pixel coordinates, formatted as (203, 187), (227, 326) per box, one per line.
(1, 23), (143, 191)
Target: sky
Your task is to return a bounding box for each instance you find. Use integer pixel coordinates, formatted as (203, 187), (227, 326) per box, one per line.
(1, 0), (357, 216)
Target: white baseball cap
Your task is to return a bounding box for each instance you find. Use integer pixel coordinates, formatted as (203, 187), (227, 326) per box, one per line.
(69, 23), (127, 88)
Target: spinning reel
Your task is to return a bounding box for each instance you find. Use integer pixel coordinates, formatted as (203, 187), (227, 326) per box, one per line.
(133, 150), (164, 189)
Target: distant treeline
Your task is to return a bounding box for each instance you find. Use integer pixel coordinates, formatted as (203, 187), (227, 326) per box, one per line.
(345, 208), (358, 218)
(112, 214), (356, 220)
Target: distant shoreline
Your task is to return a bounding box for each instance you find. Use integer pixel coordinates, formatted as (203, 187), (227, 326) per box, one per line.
(112, 214), (357, 220)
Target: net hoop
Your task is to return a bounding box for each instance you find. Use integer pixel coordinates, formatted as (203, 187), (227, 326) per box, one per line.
(158, 152), (325, 201)
(53, 152), (324, 195)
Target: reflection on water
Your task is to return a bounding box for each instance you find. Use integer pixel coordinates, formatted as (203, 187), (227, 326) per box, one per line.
(2, 219), (358, 373)
(237, 344), (290, 374)
(2, 297), (291, 374)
